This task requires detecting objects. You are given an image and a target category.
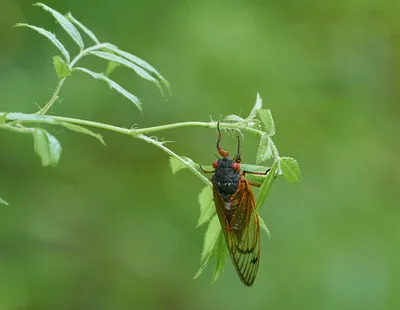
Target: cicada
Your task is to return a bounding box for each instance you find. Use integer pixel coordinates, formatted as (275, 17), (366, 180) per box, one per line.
(201, 123), (270, 286)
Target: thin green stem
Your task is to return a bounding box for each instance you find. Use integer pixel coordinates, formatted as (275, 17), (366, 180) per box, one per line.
(37, 43), (110, 115)
(134, 121), (264, 136)
(2, 113), (264, 137)
(0, 124), (34, 134)
(38, 78), (66, 115)
(1, 112), (272, 185)
(139, 134), (211, 186)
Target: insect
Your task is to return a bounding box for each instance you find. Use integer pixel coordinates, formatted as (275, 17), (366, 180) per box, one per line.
(201, 123), (270, 286)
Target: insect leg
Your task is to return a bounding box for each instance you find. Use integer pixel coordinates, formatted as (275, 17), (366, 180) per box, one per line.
(199, 164), (214, 173)
(233, 136), (242, 163)
(242, 168), (271, 175)
(216, 122), (229, 158)
(248, 181), (261, 187)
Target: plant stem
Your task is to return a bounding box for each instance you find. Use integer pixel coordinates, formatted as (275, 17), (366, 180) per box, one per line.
(37, 43), (110, 115)
(3, 113), (264, 137)
(134, 121), (264, 136)
(38, 78), (66, 115)
(1, 112), (271, 184)
(139, 134), (211, 186)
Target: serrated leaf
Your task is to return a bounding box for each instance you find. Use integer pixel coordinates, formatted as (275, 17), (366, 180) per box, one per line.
(241, 163), (269, 173)
(59, 122), (105, 145)
(259, 216), (270, 238)
(194, 216), (222, 279)
(224, 114), (244, 122)
(0, 196), (9, 206)
(14, 24), (70, 62)
(90, 51), (163, 95)
(66, 12), (99, 44)
(74, 67), (142, 112)
(101, 43), (171, 94)
(212, 233), (228, 283)
(169, 156), (195, 174)
(197, 186), (215, 227)
(280, 157), (301, 184)
(33, 128), (61, 167)
(256, 162), (277, 212)
(34, 3), (84, 49)
(257, 109), (275, 136)
(256, 134), (273, 164)
(247, 93), (263, 120)
(53, 56), (71, 79)
(201, 215), (221, 263)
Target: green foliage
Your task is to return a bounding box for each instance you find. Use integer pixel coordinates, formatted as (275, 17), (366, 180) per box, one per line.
(34, 2), (84, 49)
(197, 186), (215, 227)
(1, 3), (301, 285)
(14, 23), (70, 62)
(280, 157), (301, 184)
(0, 196), (9, 206)
(33, 128), (62, 167)
(257, 109), (275, 136)
(59, 122), (105, 145)
(101, 43), (171, 94)
(256, 162), (278, 212)
(74, 67), (142, 111)
(66, 12), (100, 44)
(166, 94), (301, 283)
(89, 51), (163, 95)
(53, 56), (71, 79)
(256, 133), (273, 164)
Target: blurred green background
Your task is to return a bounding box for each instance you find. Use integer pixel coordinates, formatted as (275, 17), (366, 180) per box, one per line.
(1, 0), (400, 309)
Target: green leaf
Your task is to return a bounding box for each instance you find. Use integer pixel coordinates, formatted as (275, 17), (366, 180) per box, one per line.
(0, 112), (7, 124)
(247, 93), (263, 120)
(201, 215), (221, 263)
(257, 109), (275, 136)
(256, 134), (273, 164)
(224, 114), (244, 122)
(34, 3), (84, 49)
(256, 162), (277, 212)
(169, 156), (195, 174)
(90, 51), (163, 95)
(259, 215), (270, 238)
(280, 157), (301, 184)
(14, 23), (70, 62)
(197, 186), (215, 227)
(0, 196), (9, 206)
(212, 233), (228, 283)
(33, 128), (62, 167)
(194, 215), (221, 279)
(59, 122), (105, 145)
(105, 61), (121, 77)
(74, 67), (142, 112)
(101, 43), (171, 94)
(53, 56), (71, 79)
(66, 12), (99, 44)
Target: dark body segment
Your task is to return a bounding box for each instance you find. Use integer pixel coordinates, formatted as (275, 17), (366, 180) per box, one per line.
(212, 157), (240, 201)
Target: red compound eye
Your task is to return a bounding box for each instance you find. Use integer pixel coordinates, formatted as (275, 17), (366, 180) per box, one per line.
(213, 161), (218, 169)
(232, 162), (240, 171)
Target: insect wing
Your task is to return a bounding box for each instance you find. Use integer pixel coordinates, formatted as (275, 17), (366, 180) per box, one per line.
(212, 179), (261, 286)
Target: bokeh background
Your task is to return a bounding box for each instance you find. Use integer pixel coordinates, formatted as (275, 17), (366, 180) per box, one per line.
(1, 0), (400, 309)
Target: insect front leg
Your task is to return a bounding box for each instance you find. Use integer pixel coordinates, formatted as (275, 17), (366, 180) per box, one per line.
(199, 164), (214, 173)
(242, 168), (271, 176)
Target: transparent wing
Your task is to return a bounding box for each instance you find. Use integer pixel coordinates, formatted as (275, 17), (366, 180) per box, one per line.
(212, 179), (261, 286)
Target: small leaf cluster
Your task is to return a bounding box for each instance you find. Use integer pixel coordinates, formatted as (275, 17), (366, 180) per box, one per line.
(169, 94), (301, 282)
(15, 2), (170, 112)
(0, 3), (170, 206)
